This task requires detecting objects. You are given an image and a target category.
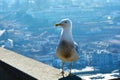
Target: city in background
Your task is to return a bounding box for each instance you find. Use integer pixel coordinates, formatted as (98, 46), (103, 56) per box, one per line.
(0, 0), (120, 79)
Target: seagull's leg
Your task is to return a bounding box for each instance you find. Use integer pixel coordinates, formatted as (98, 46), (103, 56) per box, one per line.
(61, 61), (64, 77)
(69, 62), (72, 76)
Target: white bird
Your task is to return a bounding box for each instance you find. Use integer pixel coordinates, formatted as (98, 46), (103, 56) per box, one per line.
(55, 18), (79, 76)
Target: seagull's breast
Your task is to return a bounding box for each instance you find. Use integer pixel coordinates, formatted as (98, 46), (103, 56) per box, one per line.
(58, 40), (74, 56)
(56, 40), (79, 62)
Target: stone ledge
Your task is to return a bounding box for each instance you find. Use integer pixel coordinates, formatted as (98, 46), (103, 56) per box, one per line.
(0, 47), (60, 80)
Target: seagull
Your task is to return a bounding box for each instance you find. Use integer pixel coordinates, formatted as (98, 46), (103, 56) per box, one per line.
(55, 18), (79, 76)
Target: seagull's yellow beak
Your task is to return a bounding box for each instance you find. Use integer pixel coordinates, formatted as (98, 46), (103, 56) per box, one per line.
(54, 23), (63, 27)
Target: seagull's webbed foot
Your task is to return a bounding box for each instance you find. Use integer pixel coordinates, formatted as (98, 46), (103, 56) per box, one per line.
(68, 73), (74, 76)
(61, 70), (64, 77)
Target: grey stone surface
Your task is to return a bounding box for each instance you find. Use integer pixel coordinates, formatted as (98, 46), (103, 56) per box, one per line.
(0, 47), (60, 80)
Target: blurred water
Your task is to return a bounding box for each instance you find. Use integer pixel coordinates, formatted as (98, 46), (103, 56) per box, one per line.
(0, 0), (120, 75)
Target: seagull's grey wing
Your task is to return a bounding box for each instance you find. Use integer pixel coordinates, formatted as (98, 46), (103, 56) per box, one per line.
(74, 42), (79, 53)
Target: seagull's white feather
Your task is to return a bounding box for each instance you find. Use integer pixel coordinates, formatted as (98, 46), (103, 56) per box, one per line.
(61, 27), (73, 43)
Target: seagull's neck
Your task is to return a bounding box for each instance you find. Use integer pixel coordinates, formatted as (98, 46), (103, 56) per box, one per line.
(61, 26), (73, 43)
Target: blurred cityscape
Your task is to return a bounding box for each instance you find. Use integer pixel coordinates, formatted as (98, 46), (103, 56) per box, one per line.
(0, 0), (120, 76)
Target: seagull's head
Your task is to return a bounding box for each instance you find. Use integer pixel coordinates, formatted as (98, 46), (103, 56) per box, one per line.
(55, 18), (72, 29)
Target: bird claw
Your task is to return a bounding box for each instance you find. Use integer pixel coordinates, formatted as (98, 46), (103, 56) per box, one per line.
(68, 73), (74, 76)
(61, 71), (64, 77)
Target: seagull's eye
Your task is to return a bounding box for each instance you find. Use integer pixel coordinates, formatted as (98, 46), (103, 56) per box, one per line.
(64, 21), (67, 23)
